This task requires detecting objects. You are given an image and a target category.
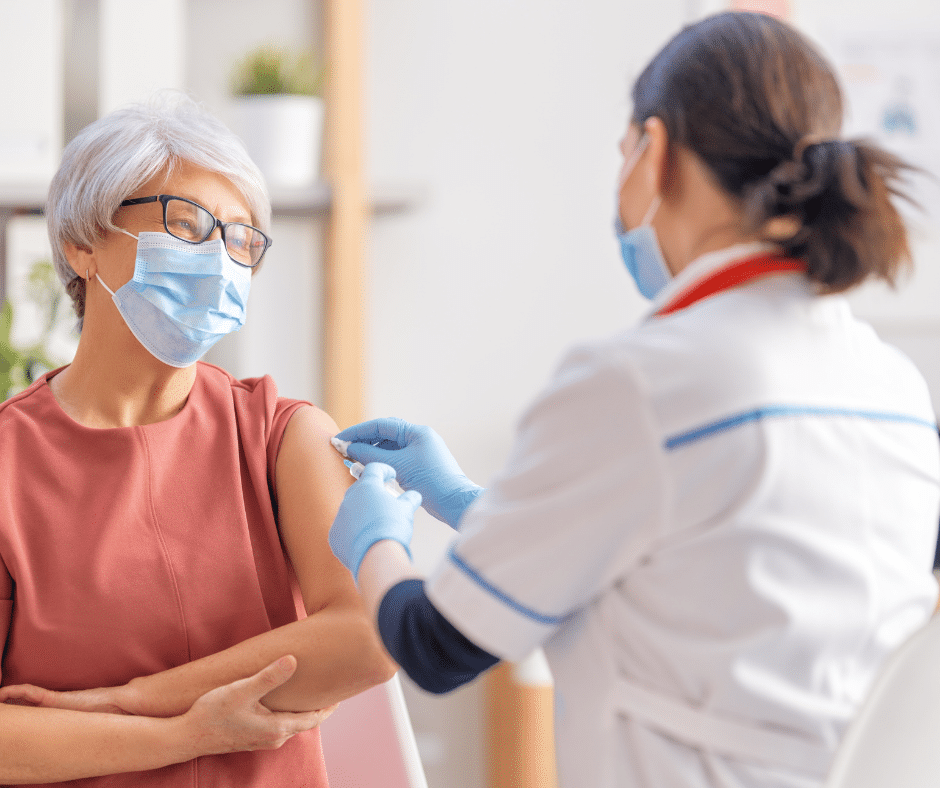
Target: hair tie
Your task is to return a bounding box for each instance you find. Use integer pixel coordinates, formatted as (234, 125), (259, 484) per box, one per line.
(793, 134), (828, 162)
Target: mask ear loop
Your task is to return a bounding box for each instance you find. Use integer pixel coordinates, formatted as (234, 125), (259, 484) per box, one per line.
(620, 133), (661, 227)
(619, 133), (651, 190)
(641, 195), (662, 226)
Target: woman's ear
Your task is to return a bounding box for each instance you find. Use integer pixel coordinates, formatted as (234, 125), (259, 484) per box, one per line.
(63, 242), (96, 281)
(642, 116), (671, 194)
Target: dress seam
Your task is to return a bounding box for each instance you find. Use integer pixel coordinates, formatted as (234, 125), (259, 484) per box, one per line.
(139, 427), (197, 785)
(139, 427), (193, 664)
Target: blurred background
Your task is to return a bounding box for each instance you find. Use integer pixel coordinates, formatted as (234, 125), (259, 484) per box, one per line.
(1, 1), (938, 786)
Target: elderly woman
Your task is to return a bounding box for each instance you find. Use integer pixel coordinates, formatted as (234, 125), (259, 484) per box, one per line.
(0, 94), (394, 785)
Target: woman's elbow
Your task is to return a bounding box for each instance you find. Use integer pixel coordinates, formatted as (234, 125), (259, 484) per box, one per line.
(310, 612), (398, 703)
(350, 616), (399, 688)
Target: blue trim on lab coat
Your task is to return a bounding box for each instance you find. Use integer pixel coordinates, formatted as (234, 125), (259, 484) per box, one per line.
(665, 405), (937, 451)
(447, 546), (570, 626)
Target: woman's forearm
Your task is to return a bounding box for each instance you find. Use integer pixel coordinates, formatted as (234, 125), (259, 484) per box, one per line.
(126, 603), (395, 717)
(0, 655), (328, 783)
(358, 540), (424, 622)
(0, 704), (191, 784)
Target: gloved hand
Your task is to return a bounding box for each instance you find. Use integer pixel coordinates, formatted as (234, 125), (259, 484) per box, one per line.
(328, 463), (423, 581)
(334, 418), (483, 529)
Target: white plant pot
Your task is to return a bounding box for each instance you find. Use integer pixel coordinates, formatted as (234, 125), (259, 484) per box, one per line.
(230, 95), (324, 189)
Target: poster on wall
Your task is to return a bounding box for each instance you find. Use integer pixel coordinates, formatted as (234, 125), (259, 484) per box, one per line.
(827, 29), (940, 226)
(818, 26), (940, 325)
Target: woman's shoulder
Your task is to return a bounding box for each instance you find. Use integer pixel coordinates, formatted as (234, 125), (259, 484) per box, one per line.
(0, 371), (62, 428)
(194, 361), (318, 452)
(196, 361), (314, 411)
(197, 360), (275, 397)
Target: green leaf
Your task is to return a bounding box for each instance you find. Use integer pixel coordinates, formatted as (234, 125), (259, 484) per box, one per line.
(231, 44), (322, 97)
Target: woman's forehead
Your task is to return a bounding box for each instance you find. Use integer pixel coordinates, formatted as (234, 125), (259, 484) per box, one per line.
(135, 162), (252, 223)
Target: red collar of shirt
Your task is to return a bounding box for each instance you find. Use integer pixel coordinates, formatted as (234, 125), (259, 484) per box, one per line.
(653, 254), (807, 318)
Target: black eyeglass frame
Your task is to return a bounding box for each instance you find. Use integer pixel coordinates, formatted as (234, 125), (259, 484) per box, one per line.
(119, 194), (273, 267)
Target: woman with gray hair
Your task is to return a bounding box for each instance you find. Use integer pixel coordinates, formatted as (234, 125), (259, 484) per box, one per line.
(0, 93), (393, 785)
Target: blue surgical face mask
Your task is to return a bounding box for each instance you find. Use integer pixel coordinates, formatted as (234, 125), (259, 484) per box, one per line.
(615, 135), (672, 300)
(97, 231), (251, 367)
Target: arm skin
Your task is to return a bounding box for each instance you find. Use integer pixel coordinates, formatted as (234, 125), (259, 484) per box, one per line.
(0, 406), (397, 719)
(357, 540), (424, 626)
(0, 656), (334, 784)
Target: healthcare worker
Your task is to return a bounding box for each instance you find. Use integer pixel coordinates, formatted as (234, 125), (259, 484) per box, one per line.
(328, 12), (940, 788)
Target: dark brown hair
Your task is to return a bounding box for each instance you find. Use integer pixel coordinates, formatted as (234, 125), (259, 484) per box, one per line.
(632, 11), (914, 292)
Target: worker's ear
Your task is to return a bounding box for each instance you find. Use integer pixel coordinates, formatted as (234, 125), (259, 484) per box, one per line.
(641, 116), (671, 196)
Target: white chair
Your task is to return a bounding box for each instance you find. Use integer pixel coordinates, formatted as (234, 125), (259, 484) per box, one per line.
(824, 613), (940, 788)
(319, 673), (429, 788)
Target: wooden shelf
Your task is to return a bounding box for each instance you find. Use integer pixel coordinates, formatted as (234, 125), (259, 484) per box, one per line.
(270, 182), (425, 217)
(0, 183), (46, 212)
(0, 181), (425, 217)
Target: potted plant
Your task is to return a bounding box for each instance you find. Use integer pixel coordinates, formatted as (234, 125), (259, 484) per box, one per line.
(0, 258), (78, 401)
(229, 44), (324, 189)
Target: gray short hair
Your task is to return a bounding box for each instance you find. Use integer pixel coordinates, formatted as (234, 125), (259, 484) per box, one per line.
(47, 91), (270, 323)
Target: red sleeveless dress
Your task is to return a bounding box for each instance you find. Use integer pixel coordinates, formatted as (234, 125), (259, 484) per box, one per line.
(0, 362), (330, 787)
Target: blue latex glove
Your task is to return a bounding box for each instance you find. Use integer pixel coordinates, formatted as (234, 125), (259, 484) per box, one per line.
(329, 463), (423, 581)
(334, 418), (484, 529)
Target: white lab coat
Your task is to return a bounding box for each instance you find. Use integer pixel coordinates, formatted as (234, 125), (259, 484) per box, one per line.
(426, 243), (940, 788)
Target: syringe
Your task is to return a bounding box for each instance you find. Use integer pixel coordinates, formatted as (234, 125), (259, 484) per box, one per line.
(333, 437), (405, 497)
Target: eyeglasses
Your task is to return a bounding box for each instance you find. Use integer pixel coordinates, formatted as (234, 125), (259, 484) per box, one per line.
(119, 195), (273, 267)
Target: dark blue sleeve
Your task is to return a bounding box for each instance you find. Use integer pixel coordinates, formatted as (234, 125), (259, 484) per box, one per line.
(378, 578), (500, 694)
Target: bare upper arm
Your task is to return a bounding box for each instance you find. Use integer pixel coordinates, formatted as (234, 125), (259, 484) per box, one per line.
(274, 405), (359, 614)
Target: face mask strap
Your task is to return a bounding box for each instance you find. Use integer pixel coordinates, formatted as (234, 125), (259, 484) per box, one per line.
(120, 228), (139, 242)
(641, 194), (662, 227)
(622, 133), (651, 182)
(96, 273), (116, 298)
(620, 132), (662, 228)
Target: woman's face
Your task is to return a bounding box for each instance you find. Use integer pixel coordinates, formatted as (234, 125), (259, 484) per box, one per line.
(96, 161), (254, 291)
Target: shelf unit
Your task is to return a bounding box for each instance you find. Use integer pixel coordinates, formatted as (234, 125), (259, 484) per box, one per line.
(0, 181), (422, 328)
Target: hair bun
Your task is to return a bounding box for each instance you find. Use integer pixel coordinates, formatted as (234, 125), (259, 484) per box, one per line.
(745, 136), (862, 224)
(799, 138), (867, 207)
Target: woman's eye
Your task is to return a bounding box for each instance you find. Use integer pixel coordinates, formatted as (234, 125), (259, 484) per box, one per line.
(167, 216), (201, 238)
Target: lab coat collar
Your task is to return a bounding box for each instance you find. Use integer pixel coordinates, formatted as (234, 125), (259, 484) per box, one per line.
(646, 242), (792, 319)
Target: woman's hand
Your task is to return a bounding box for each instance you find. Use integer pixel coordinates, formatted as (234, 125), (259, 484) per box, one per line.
(334, 418), (483, 529)
(0, 656), (339, 753)
(179, 656), (337, 757)
(0, 682), (136, 715)
(1, 657), (335, 761)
